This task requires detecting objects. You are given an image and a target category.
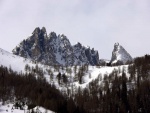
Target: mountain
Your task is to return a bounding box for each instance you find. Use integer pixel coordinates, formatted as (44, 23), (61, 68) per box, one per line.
(110, 43), (133, 65)
(0, 47), (149, 113)
(0, 47), (128, 89)
(12, 27), (99, 66)
(1, 47), (138, 113)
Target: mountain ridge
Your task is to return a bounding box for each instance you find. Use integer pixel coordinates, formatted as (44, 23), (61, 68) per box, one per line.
(12, 27), (100, 66)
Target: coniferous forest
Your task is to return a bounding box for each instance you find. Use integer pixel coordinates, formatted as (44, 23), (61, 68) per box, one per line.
(0, 55), (150, 113)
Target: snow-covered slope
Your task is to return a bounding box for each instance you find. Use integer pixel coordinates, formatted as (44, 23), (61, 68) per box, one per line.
(75, 65), (129, 88)
(0, 47), (129, 89)
(110, 43), (133, 64)
(0, 102), (55, 113)
(0, 48), (34, 73)
(12, 27), (100, 66)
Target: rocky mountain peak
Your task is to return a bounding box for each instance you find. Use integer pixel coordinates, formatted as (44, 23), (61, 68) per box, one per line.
(41, 27), (46, 33)
(59, 34), (70, 45)
(32, 27), (40, 34)
(114, 42), (119, 51)
(12, 27), (100, 66)
(74, 42), (82, 48)
(33, 27), (47, 34)
(110, 43), (133, 65)
(60, 34), (66, 38)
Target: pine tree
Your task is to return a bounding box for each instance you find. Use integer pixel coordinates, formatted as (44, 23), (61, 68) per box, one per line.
(57, 72), (61, 85)
(62, 74), (68, 85)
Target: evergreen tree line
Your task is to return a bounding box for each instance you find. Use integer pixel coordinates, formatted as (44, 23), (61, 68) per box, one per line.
(0, 54), (150, 113)
(0, 66), (68, 113)
(69, 55), (150, 113)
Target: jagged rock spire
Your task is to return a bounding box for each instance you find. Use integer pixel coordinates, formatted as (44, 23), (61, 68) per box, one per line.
(12, 27), (100, 66)
(110, 43), (133, 65)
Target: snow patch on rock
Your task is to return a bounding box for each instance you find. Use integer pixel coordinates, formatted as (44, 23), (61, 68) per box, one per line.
(110, 43), (133, 64)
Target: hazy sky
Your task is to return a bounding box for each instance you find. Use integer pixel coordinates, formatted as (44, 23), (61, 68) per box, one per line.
(0, 0), (150, 59)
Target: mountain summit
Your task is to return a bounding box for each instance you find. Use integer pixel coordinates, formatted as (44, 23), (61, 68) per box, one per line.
(110, 43), (133, 65)
(12, 27), (99, 66)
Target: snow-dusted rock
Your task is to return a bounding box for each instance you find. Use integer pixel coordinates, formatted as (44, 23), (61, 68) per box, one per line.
(12, 27), (99, 66)
(110, 43), (133, 65)
(99, 59), (110, 66)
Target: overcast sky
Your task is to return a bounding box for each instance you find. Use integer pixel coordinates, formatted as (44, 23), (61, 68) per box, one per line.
(0, 0), (150, 59)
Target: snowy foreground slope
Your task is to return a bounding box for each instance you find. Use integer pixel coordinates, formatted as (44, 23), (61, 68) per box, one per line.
(0, 48), (130, 112)
(0, 102), (54, 113)
(0, 48), (56, 112)
(0, 48), (35, 73)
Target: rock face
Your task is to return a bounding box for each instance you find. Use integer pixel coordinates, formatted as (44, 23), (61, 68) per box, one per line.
(110, 43), (133, 65)
(99, 59), (110, 66)
(12, 27), (100, 66)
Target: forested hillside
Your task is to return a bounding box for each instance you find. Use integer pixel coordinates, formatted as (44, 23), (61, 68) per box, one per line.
(0, 55), (150, 113)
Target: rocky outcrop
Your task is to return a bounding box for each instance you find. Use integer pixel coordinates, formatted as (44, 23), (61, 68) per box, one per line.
(110, 43), (133, 65)
(12, 27), (100, 66)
